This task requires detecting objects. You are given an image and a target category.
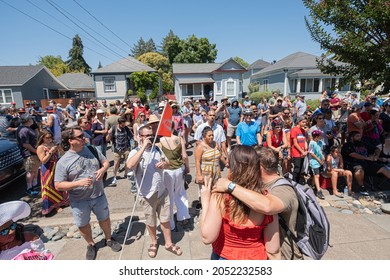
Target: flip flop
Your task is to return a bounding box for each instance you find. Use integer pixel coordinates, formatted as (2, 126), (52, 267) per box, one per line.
(165, 243), (182, 256)
(334, 193), (344, 198)
(148, 243), (158, 258)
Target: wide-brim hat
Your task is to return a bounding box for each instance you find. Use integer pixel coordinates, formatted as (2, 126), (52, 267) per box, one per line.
(221, 96), (228, 101)
(0, 201), (31, 227)
(96, 109), (105, 114)
(147, 114), (160, 124)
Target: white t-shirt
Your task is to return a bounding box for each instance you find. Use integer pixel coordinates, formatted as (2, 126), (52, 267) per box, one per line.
(194, 122), (226, 145)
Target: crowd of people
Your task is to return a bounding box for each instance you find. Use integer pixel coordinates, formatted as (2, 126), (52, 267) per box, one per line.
(1, 90), (390, 260)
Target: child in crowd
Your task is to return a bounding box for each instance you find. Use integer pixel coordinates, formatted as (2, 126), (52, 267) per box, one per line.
(309, 130), (325, 199)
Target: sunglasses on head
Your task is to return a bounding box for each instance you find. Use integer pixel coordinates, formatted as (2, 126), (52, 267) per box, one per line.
(1, 222), (17, 236)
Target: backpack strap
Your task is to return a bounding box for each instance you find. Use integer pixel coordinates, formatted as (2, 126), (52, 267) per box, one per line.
(270, 177), (300, 260)
(87, 145), (102, 169)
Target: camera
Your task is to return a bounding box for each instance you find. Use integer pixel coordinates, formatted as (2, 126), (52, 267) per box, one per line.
(147, 136), (160, 143)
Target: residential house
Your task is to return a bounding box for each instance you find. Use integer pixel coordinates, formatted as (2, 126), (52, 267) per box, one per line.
(0, 65), (68, 107)
(57, 73), (95, 99)
(172, 58), (247, 104)
(250, 52), (350, 100)
(91, 57), (156, 101)
(242, 59), (271, 94)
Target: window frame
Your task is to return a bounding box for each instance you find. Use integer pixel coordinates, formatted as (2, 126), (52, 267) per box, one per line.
(103, 76), (116, 92)
(0, 89), (13, 105)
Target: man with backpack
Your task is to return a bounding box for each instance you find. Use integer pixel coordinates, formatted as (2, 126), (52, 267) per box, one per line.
(106, 117), (133, 187)
(214, 146), (303, 260)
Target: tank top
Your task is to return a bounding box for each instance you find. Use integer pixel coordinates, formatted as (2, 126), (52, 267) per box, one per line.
(378, 144), (390, 163)
(161, 141), (184, 170)
(212, 194), (273, 260)
(264, 130), (283, 148)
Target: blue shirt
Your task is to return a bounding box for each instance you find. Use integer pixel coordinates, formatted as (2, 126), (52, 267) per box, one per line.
(236, 121), (260, 146)
(228, 106), (242, 126)
(309, 140), (323, 169)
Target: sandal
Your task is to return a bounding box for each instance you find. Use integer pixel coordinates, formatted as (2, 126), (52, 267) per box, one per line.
(165, 243), (182, 256)
(148, 243), (158, 258)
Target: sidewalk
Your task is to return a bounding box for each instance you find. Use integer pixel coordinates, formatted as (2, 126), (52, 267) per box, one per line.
(29, 146), (390, 260)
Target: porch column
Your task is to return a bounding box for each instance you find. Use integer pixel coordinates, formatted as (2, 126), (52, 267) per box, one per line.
(283, 69), (288, 97)
(319, 78), (323, 92)
(297, 79), (301, 93)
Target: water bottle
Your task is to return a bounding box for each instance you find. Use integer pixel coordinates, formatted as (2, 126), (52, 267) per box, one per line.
(343, 186), (348, 196)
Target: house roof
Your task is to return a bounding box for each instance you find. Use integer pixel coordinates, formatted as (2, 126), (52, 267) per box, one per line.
(173, 63), (220, 74)
(0, 65), (47, 86)
(255, 52), (318, 76)
(91, 57), (156, 74)
(57, 73), (94, 90)
(289, 69), (336, 78)
(248, 59), (270, 70)
(173, 58), (246, 74)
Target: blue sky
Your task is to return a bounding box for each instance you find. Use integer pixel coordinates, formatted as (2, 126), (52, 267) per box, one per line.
(0, 0), (323, 70)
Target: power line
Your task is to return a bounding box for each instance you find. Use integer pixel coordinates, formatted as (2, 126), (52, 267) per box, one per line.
(46, 0), (126, 59)
(72, 0), (132, 50)
(0, 0), (119, 65)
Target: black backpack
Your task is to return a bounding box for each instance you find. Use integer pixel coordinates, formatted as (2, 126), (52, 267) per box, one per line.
(87, 145), (107, 182)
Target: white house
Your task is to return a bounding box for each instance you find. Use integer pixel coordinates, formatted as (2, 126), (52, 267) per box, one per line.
(172, 58), (247, 104)
(250, 52), (350, 99)
(91, 57), (156, 101)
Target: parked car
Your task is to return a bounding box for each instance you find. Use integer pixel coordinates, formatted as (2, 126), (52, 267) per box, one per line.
(0, 138), (25, 191)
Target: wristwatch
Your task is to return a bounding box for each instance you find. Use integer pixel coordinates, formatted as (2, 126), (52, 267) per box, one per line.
(227, 181), (236, 194)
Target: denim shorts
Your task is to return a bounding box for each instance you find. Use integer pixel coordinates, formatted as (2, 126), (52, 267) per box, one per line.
(71, 194), (110, 227)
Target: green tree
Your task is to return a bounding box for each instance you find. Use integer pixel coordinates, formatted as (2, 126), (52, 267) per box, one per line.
(130, 71), (159, 101)
(303, 0), (390, 93)
(38, 55), (69, 76)
(160, 30), (182, 64)
(131, 37), (157, 58)
(233, 56), (249, 68)
(138, 52), (173, 93)
(66, 34), (91, 74)
(174, 35), (217, 63)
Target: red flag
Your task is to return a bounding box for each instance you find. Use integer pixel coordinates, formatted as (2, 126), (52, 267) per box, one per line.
(157, 103), (173, 137)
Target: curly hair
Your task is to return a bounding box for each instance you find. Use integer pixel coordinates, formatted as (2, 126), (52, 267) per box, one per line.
(216, 145), (262, 224)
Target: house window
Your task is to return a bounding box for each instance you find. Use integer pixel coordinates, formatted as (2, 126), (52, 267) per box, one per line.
(216, 81), (222, 93)
(182, 84), (194, 96)
(0, 89), (12, 104)
(314, 79), (320, 92)
(103, 77), (116, 92)
(262, 79), (269, 91)
(306, 79), (313, 92)
(226, 79), (235, 97)
(300, 79), (306, 92)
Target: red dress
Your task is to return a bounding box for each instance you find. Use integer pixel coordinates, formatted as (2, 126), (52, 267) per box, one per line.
(212, 194), (273, 260)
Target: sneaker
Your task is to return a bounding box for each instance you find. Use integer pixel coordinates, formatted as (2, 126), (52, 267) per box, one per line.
(130, 183), (137, 194)
(86, 244), (97, 260)
(359, 186), (369, 196)
(110, 178), (117, 186)
(25, 188), (39, 196)
(106, 238), (122, 252)
(316, 190), (325, 200)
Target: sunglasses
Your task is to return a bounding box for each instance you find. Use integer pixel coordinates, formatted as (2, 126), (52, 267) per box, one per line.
(1, 222), (17, 236)
(317, 117), (324, 120)
(72, 134), (85, 140)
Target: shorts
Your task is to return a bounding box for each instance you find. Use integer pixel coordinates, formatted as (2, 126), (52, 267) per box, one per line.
(24, 155), (40, 173)
(227, 123), (237, 137)
(71, 194), (110, 227)
(139, 190), (170, 227)
(349, 162), (384, 176)
(113, 149), (130, 162)
(311, 167), (321, 175)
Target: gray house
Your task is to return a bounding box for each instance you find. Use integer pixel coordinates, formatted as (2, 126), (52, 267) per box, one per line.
(57, 73), (95, 99)
(91, 57), (156, 101)
(242, 59), (271, 94)
(172, 58), (247, 104)
(250, 52), (350, 99)
(0, 65), (68, 107)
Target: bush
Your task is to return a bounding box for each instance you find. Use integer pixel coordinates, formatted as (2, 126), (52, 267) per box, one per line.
(248, 91), (273, 105)
(305, 99), (319, 111)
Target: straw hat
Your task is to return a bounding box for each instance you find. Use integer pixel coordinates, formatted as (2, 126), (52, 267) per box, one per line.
(147, 114), (160, 124)
(0, 201), (31, 227)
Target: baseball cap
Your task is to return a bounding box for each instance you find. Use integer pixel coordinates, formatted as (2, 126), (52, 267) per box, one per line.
(312, 130), (322, 137)
(351, 104), (361, 110)
(11, 101), (16, 105)
(96, 109), (105, 114)
(364, 102), (372, 106)
(45, 106), (54, 113)
(20, 113), (32, 123)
